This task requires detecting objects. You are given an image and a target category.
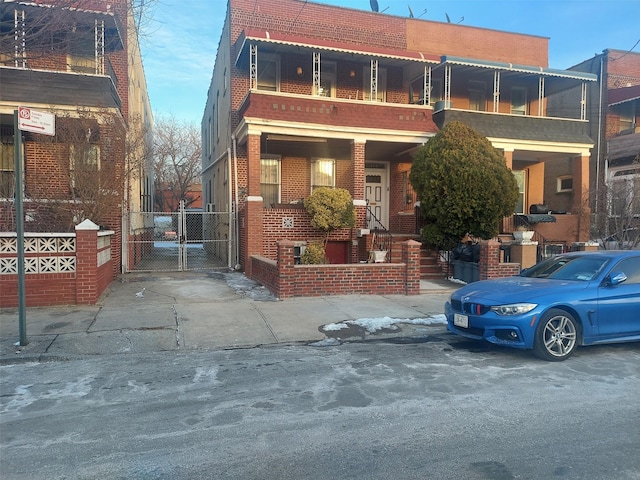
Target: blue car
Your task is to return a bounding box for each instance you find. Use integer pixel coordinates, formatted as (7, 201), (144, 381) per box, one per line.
(445, 251), (640, 361)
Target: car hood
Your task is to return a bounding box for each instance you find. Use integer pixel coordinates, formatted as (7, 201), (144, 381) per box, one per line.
(452, 277), (589, 304)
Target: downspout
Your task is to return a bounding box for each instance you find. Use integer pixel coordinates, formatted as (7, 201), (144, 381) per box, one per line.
(232, 135), (240, 269)
(226, 146), (232, 270)
(595, 54), (604, 218)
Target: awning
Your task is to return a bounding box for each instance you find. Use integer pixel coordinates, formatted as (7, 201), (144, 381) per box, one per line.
(437, 55), (597, 82)
(608, 85), (640, 107)
(235, 29), (440, 66)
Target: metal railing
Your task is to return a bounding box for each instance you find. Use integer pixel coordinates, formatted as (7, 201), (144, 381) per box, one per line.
(366, 205), (392, 254)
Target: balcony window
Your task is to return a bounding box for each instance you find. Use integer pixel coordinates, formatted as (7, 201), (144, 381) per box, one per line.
(363, 67), (387, 102)
(511, 87), (527, 115)
(314, 61), (336, 98)
(311, 158), (335, 191)
(617, 104), (635, 134)
(257, 54), (280, 92)
(261, 156), (281, 207)
(469, 81), (487, 111)
(67, 29), (98, 74)
(408, 76), (441, 105)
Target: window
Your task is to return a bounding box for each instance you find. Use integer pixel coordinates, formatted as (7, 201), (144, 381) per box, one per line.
(617, 104), (635, 134)
(363, 67), (387, 102)
(257, 54), (279, 92)
(610, 257), (640, 284)
(215, 91), (220, 143)
(69, 144), (100, 190)
(609, 168), (640, 217)
(314, 61), (336, 97)
(260, 156), (281, 207)
(511, 87), (527, 115)
(557, 175), (573, 193)
(408, 76), (440, 105)
(67, 29), (97, 74)
(513, 170), (526, 214)
(402, 171), (416, 206)
(311, 158), (335, 190)
(430, 79), (442, 105)
(469, 81), (486, 111)
(0, 136), (15, 198)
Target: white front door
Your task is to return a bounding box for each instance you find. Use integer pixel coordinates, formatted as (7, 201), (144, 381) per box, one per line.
(365, 163), (389, 229)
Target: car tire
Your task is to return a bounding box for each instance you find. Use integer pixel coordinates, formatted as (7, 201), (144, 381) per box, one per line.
(533, 309), (579, 361)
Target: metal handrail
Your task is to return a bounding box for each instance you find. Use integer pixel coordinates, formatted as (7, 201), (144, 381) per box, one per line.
(366, 205), (392, 254)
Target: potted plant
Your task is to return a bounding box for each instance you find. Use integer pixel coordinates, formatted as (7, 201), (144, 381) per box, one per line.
(513, 225), (534, 241)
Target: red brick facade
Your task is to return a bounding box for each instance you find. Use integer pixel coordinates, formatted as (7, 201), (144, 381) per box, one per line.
(1, 0), (152, 306)
(203, 0), (600, 292)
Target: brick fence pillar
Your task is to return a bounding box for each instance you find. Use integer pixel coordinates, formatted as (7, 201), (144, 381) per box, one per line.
(75, 219), (99, 305)
(243, 196), (264, 277)
(479, 239), (501, 280)
(277, 240), (296, 299)
(403, 239), (421, 295)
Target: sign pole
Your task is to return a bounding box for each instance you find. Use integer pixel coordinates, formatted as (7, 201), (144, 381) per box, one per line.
(14, 110), (27, 346)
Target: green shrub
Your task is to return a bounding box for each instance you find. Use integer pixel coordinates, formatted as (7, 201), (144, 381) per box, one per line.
(304, 187), (356, 233)
(301, 242), (327, 264)
(410, 121), (519, 249)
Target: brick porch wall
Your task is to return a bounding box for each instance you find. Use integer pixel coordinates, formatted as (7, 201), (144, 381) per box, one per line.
(250, 239), (421, 298)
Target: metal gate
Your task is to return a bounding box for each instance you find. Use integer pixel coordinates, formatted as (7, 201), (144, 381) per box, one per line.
(124, 201), (236, 272)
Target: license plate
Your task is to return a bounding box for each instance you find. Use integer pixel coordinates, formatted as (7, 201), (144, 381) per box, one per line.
(454, 313), (469, 328)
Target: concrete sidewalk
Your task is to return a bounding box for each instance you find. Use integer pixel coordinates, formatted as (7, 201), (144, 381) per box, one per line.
(0, 271), (458, 363)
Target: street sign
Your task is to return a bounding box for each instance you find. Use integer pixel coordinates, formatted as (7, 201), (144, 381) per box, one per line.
(18, 106), (55, 136)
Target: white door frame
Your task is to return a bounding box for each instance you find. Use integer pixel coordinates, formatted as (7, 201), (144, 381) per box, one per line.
(365, 162), (389, 229)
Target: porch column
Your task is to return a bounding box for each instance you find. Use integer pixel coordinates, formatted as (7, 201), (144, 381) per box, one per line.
(572, 154), (591, 241)
(503, 149), (513, 169)
(351, 139), (367, 234)
(247, 133), (262, 197)
(351, 139), (366, 198)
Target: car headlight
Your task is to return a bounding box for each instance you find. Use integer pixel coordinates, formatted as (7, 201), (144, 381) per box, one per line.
(490, 303), (537, 315)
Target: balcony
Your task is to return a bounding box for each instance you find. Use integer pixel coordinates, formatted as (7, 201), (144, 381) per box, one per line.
(239, 90), (438, 135)
(432, 108), (593, 145)
(0, 66), (122, 111)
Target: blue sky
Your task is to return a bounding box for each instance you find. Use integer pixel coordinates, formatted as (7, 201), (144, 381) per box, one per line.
(140, 0), (640, 126)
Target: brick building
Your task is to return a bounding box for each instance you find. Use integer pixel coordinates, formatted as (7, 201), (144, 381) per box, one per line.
(559, 50), (640, 239)
(0, 0), (153, 303)
(202, 0), (597, 280)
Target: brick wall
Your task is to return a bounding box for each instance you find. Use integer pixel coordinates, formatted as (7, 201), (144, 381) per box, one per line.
(250, 239), (421, 298)
(0, 224), (115, 308)
(479, 240), (520, 281)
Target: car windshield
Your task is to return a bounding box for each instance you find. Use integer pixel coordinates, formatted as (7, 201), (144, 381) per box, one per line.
(520, 255), (610, 281)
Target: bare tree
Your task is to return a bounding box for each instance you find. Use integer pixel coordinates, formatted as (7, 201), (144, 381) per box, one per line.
(592, 161), (640, 249)
(153, 115), (202, 212)
(3, 108), (152, 233)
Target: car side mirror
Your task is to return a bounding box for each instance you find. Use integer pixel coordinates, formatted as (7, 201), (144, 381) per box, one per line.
(605, 271), (627, 286)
